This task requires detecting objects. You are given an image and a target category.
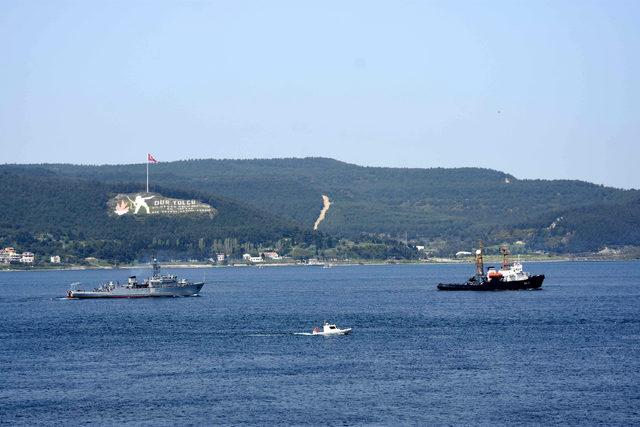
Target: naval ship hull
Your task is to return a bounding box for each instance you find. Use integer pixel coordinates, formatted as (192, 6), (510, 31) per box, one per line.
(437, 275), (544, 291)
(68, 282), (204, 299)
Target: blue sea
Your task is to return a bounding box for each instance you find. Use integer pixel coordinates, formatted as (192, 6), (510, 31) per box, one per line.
(1, 262), (639, 425)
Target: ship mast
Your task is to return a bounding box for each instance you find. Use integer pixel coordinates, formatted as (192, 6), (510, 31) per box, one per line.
(152, 258), (160, 277)
(475, 241), (484, 276)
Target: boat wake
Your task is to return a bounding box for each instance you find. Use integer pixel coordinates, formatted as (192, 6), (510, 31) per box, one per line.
(246, 333), (292, 337)
(248, 332), (322, 337)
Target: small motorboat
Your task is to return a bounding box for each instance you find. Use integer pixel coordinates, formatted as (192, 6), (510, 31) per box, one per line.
(311, 321), (352, 336)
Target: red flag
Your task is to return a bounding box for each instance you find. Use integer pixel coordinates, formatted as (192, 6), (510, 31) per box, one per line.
(147, 153), (158, 163)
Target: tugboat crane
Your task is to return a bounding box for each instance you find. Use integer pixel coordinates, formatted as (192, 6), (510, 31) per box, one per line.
(500, 245), (510, 270)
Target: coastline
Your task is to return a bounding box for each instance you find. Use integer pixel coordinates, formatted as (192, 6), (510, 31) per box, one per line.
(2, 255), (639, 272)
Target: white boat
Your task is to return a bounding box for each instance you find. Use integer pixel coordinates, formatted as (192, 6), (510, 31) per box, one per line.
(311, 321), (352, 336)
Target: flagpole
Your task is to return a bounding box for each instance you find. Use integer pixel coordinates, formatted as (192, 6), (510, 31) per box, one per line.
(146, 157), (149, 193)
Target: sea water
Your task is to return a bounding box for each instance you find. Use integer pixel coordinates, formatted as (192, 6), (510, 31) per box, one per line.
(1, 262), (639, 425)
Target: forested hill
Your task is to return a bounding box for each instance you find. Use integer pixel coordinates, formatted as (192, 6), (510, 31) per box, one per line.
(0, 169), (320, 263)
(4, 158), (640, 254)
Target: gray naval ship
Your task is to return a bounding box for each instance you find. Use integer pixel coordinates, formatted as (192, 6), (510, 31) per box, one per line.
(67, 259), (205, 299)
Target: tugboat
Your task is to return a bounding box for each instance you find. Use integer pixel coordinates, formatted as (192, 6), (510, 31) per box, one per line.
(66, 259), (205, 298)
(311, 321), (352, 335)
(437, 246), (544, 291)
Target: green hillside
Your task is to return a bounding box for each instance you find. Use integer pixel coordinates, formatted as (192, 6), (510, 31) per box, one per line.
(11, 158), (639, 254)
(0, 169), (322, 263)
(527, 198), (640, 253)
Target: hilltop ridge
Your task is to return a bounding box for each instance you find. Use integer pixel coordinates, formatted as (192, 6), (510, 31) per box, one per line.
(2, 158), (639, 259)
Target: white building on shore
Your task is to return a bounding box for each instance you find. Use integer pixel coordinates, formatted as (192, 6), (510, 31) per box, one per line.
(20, 252), (35, 264)
(455, 251), (473, 257)
(242, 253), (264, 263)
(0, 247), (35, 264)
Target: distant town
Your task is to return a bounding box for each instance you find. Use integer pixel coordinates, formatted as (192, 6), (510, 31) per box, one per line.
(3, 243), (632, 271)
(0, 244), (430, 269)
(0, 246), (303, 268)
(0, 247), (67, 266)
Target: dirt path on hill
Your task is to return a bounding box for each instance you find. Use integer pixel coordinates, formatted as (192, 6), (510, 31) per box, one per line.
(313, 195), (332, 230)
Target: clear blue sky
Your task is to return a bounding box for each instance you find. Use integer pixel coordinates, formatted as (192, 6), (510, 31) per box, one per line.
(1, 1), (639, 188)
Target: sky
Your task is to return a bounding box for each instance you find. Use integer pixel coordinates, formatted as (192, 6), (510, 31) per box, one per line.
(1, 1), (639, 188)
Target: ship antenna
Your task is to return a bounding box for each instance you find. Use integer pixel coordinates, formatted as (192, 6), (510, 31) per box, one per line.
(152, 258), (160, 276)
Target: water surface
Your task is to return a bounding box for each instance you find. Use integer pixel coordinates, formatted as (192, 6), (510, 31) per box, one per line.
(1, 262), (639, 425)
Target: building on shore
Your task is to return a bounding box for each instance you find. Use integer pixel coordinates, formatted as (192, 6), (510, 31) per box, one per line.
(0, 247), (35, 264)
(50, 255), (61, 264)
(20, 252), (35, 263)
(242, 253), (264, 263)
(262, 251), (281, 260)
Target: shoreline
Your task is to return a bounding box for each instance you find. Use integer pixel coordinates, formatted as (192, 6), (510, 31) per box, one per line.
(2, 256), (639, 272)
